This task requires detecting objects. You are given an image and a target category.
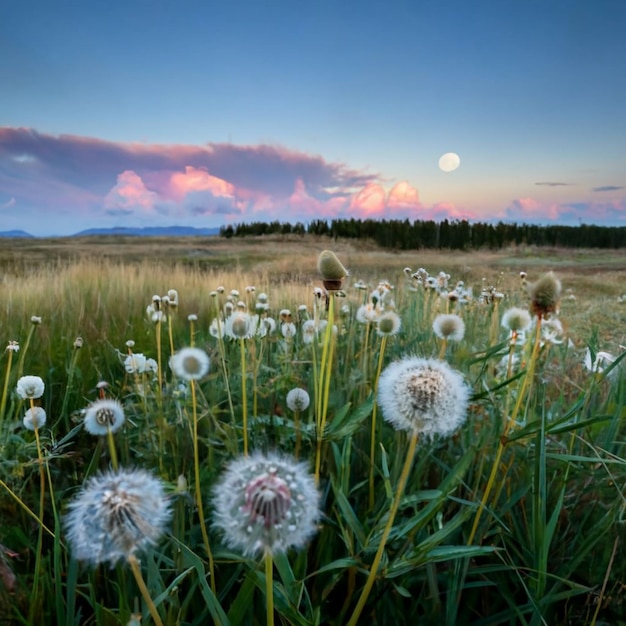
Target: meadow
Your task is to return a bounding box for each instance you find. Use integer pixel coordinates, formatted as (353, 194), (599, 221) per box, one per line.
(0, 234), (625, 625)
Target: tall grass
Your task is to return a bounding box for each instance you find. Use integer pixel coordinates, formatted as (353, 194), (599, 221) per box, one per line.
(0, 248), (625, 625)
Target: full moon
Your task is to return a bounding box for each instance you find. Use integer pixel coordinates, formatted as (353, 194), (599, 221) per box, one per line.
(438, 152), (461, 172)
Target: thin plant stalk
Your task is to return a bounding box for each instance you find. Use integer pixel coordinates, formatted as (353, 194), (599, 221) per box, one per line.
(127, 554), (164, 626)
(16, 322), (38, 380)
(0, 477), (54, 537)
(368, 334), (388, 510)
(240, 337), (249, 456)
(347, 430), (419, 626)
(190, 379), (217, 594)
(467, 315), (544, 545)
(59, 342), (82, 431)
(293, 408), (302, 459)
(437, 337), (448, 360)
(106, 427), (119, 470)
(0, 346), (16, 431)
(265, 550), (274, 626)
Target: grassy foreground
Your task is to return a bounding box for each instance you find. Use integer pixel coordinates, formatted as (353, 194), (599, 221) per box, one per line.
(0, 235), (625, 625)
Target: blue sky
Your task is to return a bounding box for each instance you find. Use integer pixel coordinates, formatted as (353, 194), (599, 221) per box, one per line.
(1, 0), (625, 235)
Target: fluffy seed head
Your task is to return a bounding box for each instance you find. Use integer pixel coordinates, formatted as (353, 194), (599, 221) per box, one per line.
(528, 271), (561, 317)
(377, 311), (402, 337)
(169, 347), (210, 380)
(286, 388), (310, 412)
(84, 399), (126, 436)
(317, 250), (348, 290)
(501, 307), (532, 333)
(23, 407), (47, 431)
(432, 314), (465, 341)
(212, 451), (320, 556)
(226, 312), (253, 339)
(377, 356), (469, 438)
(65, 468), (171, 567)
(16, 376), (45, 400)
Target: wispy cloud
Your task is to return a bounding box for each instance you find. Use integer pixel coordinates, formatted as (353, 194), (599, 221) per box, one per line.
(505, 197), (626, 224)
(535, 182), (572, 187)
(592, 185), (624, 192)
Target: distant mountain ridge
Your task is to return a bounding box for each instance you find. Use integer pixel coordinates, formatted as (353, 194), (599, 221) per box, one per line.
(0, 226), (221, 238)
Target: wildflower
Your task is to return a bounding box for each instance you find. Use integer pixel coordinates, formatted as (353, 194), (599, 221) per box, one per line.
(376, 311), (401, 337)
(125, 340), (135, 348)
(281, 322), (297, 339)
(540, 316), (566, 345)
(169, 347), (210, 381)
(356, 303), (379, 324)
(317, 250), (348, 290)
(6, 341), (19, 352)
(73, 337), (84, 349)
(209, 318), (225, 338)
(286, 388), (310, 412)
(212, 451), (320, 556)
(258, 317), (276, 337)
(226, 312), (254, 339)
(84, 399), (125, 436)
(528, 271), (561, 317)
(501, 307), (532, 333)
(167, 289), (179, 307)
(16, 375), (45, 400)
(65, 468), (171, 567)
(188, 314), (198, 322)
(31, 316), (42, 325)
(124, 353), (148, 374)
(23, 407), (47, 431)
(302, 320), (317, 344)
(432, 314), (465, 342)
(377, 357), (469, 438)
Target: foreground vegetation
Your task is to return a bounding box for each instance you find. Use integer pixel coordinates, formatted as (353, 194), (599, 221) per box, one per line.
(0, 236), (625, 625)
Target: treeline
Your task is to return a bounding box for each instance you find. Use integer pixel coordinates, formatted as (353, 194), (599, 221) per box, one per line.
(219, 218), (626, 250)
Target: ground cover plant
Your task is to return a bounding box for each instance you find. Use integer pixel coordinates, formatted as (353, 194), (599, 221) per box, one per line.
(0, 236), (625, 625)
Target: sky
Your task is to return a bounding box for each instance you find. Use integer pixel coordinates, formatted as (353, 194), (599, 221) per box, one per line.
(1, 0), (626, 236)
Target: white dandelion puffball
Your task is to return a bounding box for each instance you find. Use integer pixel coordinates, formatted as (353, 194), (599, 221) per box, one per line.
(377, 356), (469, 438)
(83, 399), (126, 436)
(212, 451), (320, 556)
(376, 311), (402, 337)
(501, 307), (532, 333)
(124, 353), (147, 374)
(23, 407), (47, 431)
(16, 375), (45, 399)
(286, 388), (310, 412)
(169, 347), (210, 381)
(432, 314), (465, 342)
(65, 467), (171, 567)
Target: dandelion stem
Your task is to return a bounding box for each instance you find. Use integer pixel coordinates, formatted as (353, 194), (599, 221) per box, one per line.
(437, 337), (448, 360)
(467, 315), (543, 546)
(347, 430), (419, 626)
(106, 427), (119, 470)
(0, 347), (14, 432)
(240, 337), (249, 456)
(127, 554), (164, 626)
(190, 380), (216, 593)
(265, 551), (274, 626)
(369, 335), (388, 510)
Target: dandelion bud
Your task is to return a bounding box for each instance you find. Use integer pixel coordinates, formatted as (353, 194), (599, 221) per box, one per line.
(528, 271), (561, 317)
(377, 357), (469, 438)
(210, 290), (218, 298)
(83, 399), (125, 435)
(216, 286), (225, 294)
(317, 250), (348, 290)
(65, 468), (171, 566)
(212, 451), (320, 556)
(23, 407), (47, 431)
(432, 314), (465, 341)
(286, 388), (310, 412)
(16, 375), (45, 399)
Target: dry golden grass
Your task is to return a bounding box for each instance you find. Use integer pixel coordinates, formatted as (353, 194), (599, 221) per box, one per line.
(1, 234), (625, 349)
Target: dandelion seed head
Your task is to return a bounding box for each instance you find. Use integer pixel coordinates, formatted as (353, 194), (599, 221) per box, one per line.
(16, 375), (45, 400)
(377, 357), (469, 438)
(167, 289), (179, 307)
(169, 347), (210, 380)
(528, 271), (561, 317)
(212, 451), (320, 556)
(6, 341), (19, 353)
(188, 314), (198, 322)
(23, 407), (47, 431)
(286, 388), (310, 412)
(65, 468), (171, 567)
(84, 399), (125, 436)
(501, 307), (532, 333)
(376, 311), (402, 337)
(31, 316), (42, 325)
(281, 322), (297, 338)
(432, 314), (465, 342)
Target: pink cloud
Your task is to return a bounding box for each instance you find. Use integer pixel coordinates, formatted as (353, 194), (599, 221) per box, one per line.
(168, 166), (235, 202)
(387, 181), (420, 210)
(349, 183), (387, 216)
(104, 170), (159, 212)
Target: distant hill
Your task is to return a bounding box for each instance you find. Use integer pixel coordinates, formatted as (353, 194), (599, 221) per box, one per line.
(71, 226), (221, 237)
(0, 230), (35, 238)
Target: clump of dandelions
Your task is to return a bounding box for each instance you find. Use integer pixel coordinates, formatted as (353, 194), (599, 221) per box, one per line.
(432, 313), (465, 342)
(169, 347), (210, 380)
(212, 451), (320, 557)
(65, 467), (171, 567)
(16, 375), (45, 399)
(83, 399), (125, 436)
(376, 356), (469, 438)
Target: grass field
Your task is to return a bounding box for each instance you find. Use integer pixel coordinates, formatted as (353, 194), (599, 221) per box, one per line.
(0, 234), (625, 625)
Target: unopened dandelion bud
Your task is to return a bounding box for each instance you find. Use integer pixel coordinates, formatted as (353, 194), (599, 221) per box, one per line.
(528, 271), (561, 317)
(317, 250), (348, 290)
(210, 290), (218, 298)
